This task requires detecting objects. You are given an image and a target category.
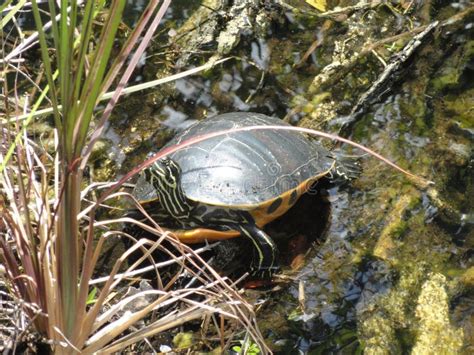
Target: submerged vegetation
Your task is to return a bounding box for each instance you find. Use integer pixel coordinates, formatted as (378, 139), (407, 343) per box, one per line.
(1, 0), (473, 353)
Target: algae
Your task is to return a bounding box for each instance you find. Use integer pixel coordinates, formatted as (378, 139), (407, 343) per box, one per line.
(412, 273), (463, 354)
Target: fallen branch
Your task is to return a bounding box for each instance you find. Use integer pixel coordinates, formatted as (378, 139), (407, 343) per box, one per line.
(349, 21), (438, 117)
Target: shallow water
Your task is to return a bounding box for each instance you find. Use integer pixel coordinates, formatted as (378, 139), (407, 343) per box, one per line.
(103, 1), (474, 353)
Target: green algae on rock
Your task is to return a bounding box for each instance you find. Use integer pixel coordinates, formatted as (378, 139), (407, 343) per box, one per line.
(412, 273), (463, 354)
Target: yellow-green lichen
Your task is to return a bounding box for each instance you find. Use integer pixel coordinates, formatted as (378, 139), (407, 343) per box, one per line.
(358, 264), (439, 352)
(412, 273), (463, 354)
(383, 263), (428, 326)
(358, 305), (400, 355)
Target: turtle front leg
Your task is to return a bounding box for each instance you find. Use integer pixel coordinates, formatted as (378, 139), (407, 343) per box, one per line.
(237, 224), (280, 276)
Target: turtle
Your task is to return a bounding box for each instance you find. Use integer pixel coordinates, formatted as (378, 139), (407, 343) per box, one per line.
(132, 112), (358, 274)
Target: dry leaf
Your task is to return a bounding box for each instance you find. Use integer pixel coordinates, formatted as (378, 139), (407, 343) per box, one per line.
(306, 0), (327, 12)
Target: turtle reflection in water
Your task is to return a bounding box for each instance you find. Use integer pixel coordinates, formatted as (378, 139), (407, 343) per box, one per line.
(132, 112), (358, 275)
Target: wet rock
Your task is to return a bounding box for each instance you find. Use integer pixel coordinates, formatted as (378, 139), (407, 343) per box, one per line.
(174, 0), (275, 67)
(412, 273), (463, 353)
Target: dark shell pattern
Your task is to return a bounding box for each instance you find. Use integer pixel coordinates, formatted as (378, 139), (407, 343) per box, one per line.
(159, 112), (336, 207)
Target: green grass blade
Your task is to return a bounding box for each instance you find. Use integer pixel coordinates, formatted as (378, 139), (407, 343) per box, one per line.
(0, 0), (14, 13)
(72, 1), (96, 107)
(73, 0), (126, 156)
(59, 0), (76, 158)
(30, 1), (61, 129)
(0, 0), (26, 29)
(100, 0), (159, 93)
(47, 0), (60, 60)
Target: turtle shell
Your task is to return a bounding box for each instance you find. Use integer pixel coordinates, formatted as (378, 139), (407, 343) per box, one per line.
(149, 112), (336, 208)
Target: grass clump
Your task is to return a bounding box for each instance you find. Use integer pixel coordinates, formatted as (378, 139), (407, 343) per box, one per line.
(0, 1), (266, 352)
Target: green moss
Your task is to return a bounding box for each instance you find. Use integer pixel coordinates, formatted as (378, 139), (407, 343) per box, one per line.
(431, 69), (461, 92)
(429, 40), (474, 94)
(92, 160), (116, 182)
(460, 267), (474, 288)
(357, 182), (460, 351)
(357, 261), (423, 349)
(351, 115), (372, 141)
(443, 89), (474, 129)
(173, 332), (194, 350)
(399, 96), (428, 133)
(311, 92), (332, 105)
(390, 220), (409, 239)
(89, 139), (110, 163)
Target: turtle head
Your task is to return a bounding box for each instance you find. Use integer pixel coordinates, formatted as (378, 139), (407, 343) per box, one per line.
(148, 157), (182, 188)
(143, 157), (193, 219)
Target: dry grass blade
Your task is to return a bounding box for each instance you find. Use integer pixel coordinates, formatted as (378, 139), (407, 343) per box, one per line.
(88, 243), (218, 286)
(1, 124), (267, 352)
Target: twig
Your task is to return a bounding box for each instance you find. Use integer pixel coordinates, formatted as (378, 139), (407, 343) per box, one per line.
(337, 21), (439, 136)
(88, 243), (219, 285)
(350, 21), (438, 116)
(311, 5), (473, 93)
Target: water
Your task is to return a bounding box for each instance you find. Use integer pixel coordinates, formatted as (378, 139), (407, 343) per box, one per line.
(105, 1), (474, 353)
